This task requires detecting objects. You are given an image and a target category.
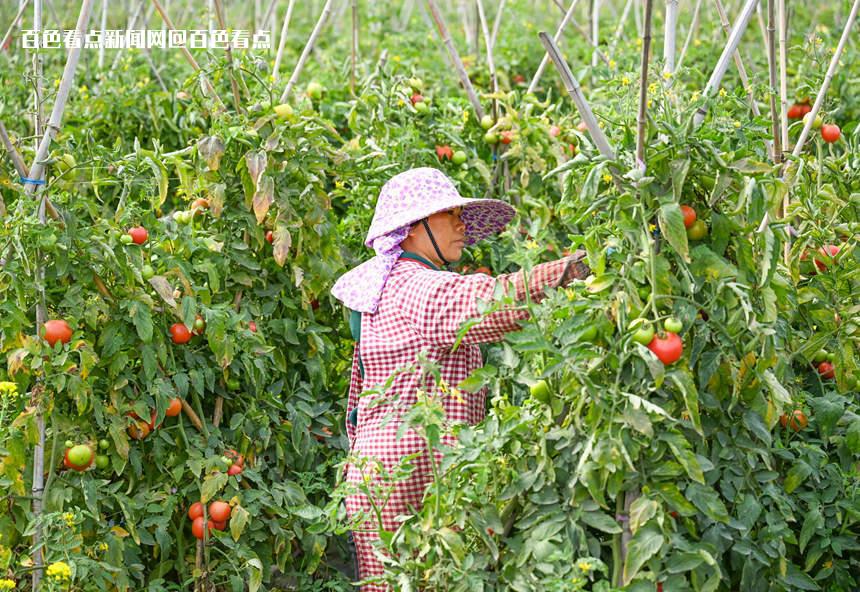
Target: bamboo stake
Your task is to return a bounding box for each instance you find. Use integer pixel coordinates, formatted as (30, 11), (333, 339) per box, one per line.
(272, 0), (296, 82)
(1, 0), (31, 53)
(32, 0), (44, 154)
(149, 0), (226, 111)
(778, 0), (788, 156)
(692, 0), (759, 128)
(765, 0), (782, 164)
(538, 32), (616, 160)
(608, 0), (633, 58)
(675, 0), (702, 70)
(425, 0), (485, 119)
(110, 0), (149, 71)
(636, 0), (654, 167)
(279, 0), (333, 103)
(212, 0), (246, 113)
(663, 0), (678, 75)
(489, 0), (506, 49)
(97, 0), (107, 69)
(757, 0), (859, 232)
(590, 0), (600, 70)
(26, 5), (94, 589)
(712, 0), (763, 121)
(549, 0), (612, 66)
(527, 0), (584, 96)
(476, 0), (498, 118)
(351, 0), (358, 96)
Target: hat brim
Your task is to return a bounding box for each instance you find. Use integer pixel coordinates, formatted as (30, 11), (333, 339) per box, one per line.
(365, 196), (515, 247)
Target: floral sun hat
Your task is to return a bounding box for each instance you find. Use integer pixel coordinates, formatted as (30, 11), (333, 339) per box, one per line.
(331, 167), (515, 314)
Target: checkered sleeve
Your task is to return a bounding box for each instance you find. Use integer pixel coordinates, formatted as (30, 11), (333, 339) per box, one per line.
(345, 345), (361, 446)
(396, 252), (589, 347)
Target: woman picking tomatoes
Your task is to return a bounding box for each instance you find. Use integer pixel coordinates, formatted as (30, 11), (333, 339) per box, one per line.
(331, 167), (590, 590)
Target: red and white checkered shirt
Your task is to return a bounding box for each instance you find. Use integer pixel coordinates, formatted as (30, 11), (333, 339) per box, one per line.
(344, 252), (586, 590)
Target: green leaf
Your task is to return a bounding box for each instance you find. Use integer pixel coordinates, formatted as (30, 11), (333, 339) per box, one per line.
(669, 370), (702, 436)
(781, 563), (820, 590)
(245, 558), (263, 592)
(685, 483), (729, 523)
(201, 471), (228, 503)
(762, 370), (792, 409)
(129, 301), (153, 343)
(661, 432), (704, 484)
(799, 506), (823, 553)
(810, 396), (844, 439)
(784, 461), (812, 494)
(579, 163), (604, 204)
(742, 410), (772, 446)
(579, 510), (622, 534)
(758, 225), (774, 288)
(670, 159), (691, 202)
(846, 420), (860, 454)
(658, 202), (690, 262)
(629, 496), (659, 535)
(623, 526), (664, 584)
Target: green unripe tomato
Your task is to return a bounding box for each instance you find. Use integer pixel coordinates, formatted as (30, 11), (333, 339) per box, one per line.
(67, 444), (93, 467)
(95, 454), (110, 470)
(483, 131), (498, 145)
(664, 317), (683, 333)
(306, 81), (324, 100)
(825, 352), (835, 362)
(141, 265), (155, 280)
(637, 285), (651, 300)
(812, 349), (828, 363)
(529, 380), (551, 404)
(273, 103), (293, 119)
(630, 320), (655, 345)
(65, 440), (75, 449)
(480, 115), (494, 130)
(414, 101), (430, 114)
(221, 456), (233, 467)
(452, 150), (467, 165)
(687, 220), (708, 240)
(98, 439), (110, 450)
(803, 112), (822, 129)
(408, 77), (424, 92)
(226, 378), (241, 391)
(108, 229), (121, 242)
(119, 234), (134, 245)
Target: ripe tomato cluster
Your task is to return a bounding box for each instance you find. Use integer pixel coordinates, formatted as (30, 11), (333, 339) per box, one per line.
(188, 500), (232, 539)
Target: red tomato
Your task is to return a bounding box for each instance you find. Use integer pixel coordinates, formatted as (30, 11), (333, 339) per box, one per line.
(813, 245), (840, 272)
(473, 266), (492, 275)
(265, 230), (274, 244)
(787, 104), (803, 119)
(820, 124), (841, 143)
(410, 93), (424, 105)
(227, 464), (243, 476)
(780, 410), (808, 431)
(188, 502), (204, 521)
(435, 145), (453, 161)
(43, 319), (73, 347)
(512, 74), (525, 85)
(169, 323), (192, 344)
(647, 332), (684, 365)
(212, 520), (227, 531)
(500, 131), (514, 145)
(800, 104), (812, 117)
(191, 198), (209, 211)
(248, 321), (257, 333)
(224, 449), (244, 467)
(128, 227), (148, 245)
(191, 517), (213, 539)
(818, 361), (835, 379)
(165, 398), (182, 417)
(680, 205), (697, 229)
(208, 501), (231, 523)
(549, 125), (561, 137)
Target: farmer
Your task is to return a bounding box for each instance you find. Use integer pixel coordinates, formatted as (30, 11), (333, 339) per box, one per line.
(331, 167), (590, 590)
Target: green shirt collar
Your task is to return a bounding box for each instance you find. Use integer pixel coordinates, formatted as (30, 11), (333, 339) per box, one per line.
(399, 251), (441, 271)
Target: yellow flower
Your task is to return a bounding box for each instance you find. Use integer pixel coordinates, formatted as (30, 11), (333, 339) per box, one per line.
(397, 99), (405, 107)
(662, 71), (672, 80)
(0, 382), (18, 400)
(649, 223), (656, 232)
(526, 240), (539, 250)
(691, 91), (700, 101)
(602, 173), (612, 184)
(46, 561), (71, 582)
(719, 88), (727, 97)
(578, 560), (591, 572)
(97, 542), (108, 552)
(565, 288), (576, 300)
(621, 76), (630, 86)
(462, 109), (470, 123)
(0, 579), (16, 591)
(635, 37), (643, 47)
(648, 82), (658, 94)
(608, 59), (616, 69)
(526, 22), (533, 30)
(335, 180), (345, 189)
(63, 512), (76, 527)
(733, 120), (741, 129)
(694, 38), (702, 47)
(392, 55), (401, 62)
(647, 99), (653, 108)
